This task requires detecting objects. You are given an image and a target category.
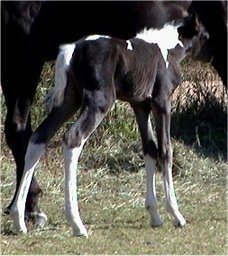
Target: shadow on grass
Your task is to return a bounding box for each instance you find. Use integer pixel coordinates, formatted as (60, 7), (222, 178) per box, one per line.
(84, 92), (227, 177)
(0, 227), (18, 236)
(171, 94), (227, 161)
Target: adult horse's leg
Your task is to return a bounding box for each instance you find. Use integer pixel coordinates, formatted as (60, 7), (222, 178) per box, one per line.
(2, 55), (46, 225)
(132, 103), (163, 227)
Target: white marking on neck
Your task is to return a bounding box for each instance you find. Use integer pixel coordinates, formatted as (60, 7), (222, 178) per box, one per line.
(85, 34), (111, 41)
(126, 40), (133, 50)
(136, 24), (184, 67)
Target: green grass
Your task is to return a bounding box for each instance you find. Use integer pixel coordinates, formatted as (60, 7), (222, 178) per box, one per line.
(1, 60), (227, 254)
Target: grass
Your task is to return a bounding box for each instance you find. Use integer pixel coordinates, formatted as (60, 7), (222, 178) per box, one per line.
(1, 60), (227, 254)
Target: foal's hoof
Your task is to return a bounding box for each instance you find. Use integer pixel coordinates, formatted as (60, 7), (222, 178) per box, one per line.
(150, 216), (164, 228)
(73, 229), (88, 238)
(13, 226), (28, 234)
(173, 217), (186, 228)
(3, 207), (10, 215)
(9, 211), (28, 234)
(17, 226), (28, 234)
(151, 220), (163, 228)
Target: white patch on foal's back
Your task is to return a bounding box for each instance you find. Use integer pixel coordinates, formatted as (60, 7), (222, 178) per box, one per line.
(44, 35), (112, 112)
(85, 34), (111, 41)
(126, 40), (133, 50)
(136, 24), (183, 67)
(44, 43), (76, 111)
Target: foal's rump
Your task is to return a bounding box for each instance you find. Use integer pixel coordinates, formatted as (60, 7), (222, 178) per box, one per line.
(70, 39), (118, 87)
(44, 43), (76, 112)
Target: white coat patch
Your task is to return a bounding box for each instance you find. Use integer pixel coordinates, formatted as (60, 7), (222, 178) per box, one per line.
(85, 34), (111, 41)
(126, 40), (133, 50)
(136, 23), (184, 67)
(44, 43), (76, 111)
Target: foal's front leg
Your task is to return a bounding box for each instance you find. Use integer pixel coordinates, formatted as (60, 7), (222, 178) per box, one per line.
(132, 105), (163, 227)
(153, 102), (186, 227)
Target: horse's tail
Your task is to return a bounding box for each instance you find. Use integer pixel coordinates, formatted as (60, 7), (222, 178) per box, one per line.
(44, 43), (76, 112)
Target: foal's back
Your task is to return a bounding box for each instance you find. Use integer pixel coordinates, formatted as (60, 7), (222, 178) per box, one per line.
(68, 37), (170, 104)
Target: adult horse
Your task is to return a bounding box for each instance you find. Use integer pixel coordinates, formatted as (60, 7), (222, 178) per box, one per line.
(189, 1), (227, 86)
(1, 1), (227, 226)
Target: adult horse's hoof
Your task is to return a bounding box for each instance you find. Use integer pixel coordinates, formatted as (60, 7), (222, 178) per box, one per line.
(25, 211), (48, 228)
(34, 212), (48, 228)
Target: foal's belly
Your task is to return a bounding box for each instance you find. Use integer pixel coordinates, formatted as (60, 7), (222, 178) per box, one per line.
(115, 69), (156, 104)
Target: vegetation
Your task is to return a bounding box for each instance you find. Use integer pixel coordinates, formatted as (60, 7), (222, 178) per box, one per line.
(1, 59), (227, 254)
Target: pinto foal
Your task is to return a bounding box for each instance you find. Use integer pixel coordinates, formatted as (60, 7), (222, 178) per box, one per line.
(10, 17), (208, 237)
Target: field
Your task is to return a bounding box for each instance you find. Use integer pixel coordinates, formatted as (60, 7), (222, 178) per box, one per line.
(1, 59), (227, 254)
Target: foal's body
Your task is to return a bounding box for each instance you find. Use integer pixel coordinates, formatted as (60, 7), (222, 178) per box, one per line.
(10, 20), (207, 236)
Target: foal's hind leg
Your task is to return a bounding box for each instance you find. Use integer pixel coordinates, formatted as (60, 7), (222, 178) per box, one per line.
(132, 104), (163, 227)
(10, 87), (79, 233)
(152, 100), (186, 227)
(63, 89), (115, 237)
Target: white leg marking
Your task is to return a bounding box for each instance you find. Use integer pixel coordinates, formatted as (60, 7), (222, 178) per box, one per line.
(10, 142), (45, 233)
(63, 139), (88, 237)
(144, 155), (163, 227)
(163, 162), (186, 227)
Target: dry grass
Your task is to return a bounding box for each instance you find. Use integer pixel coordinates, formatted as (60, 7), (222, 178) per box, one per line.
(173, 60), (226, 104)
(172, 59), (227, 162)
(1, 59), (227, 254)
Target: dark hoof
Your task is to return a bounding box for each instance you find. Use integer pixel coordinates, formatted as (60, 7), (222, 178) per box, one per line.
(3, 207), (10, 215)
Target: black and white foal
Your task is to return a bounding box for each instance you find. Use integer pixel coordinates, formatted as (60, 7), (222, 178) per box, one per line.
(10, 18), (208, 237)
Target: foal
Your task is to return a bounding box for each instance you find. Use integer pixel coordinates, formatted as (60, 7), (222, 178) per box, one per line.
(10, 17), (208, 237)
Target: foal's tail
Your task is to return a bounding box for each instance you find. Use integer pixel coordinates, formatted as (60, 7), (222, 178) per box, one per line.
(44, 43), (76, 112)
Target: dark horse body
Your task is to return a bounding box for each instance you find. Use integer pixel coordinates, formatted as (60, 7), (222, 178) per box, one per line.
(1, 1), (227, 225)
